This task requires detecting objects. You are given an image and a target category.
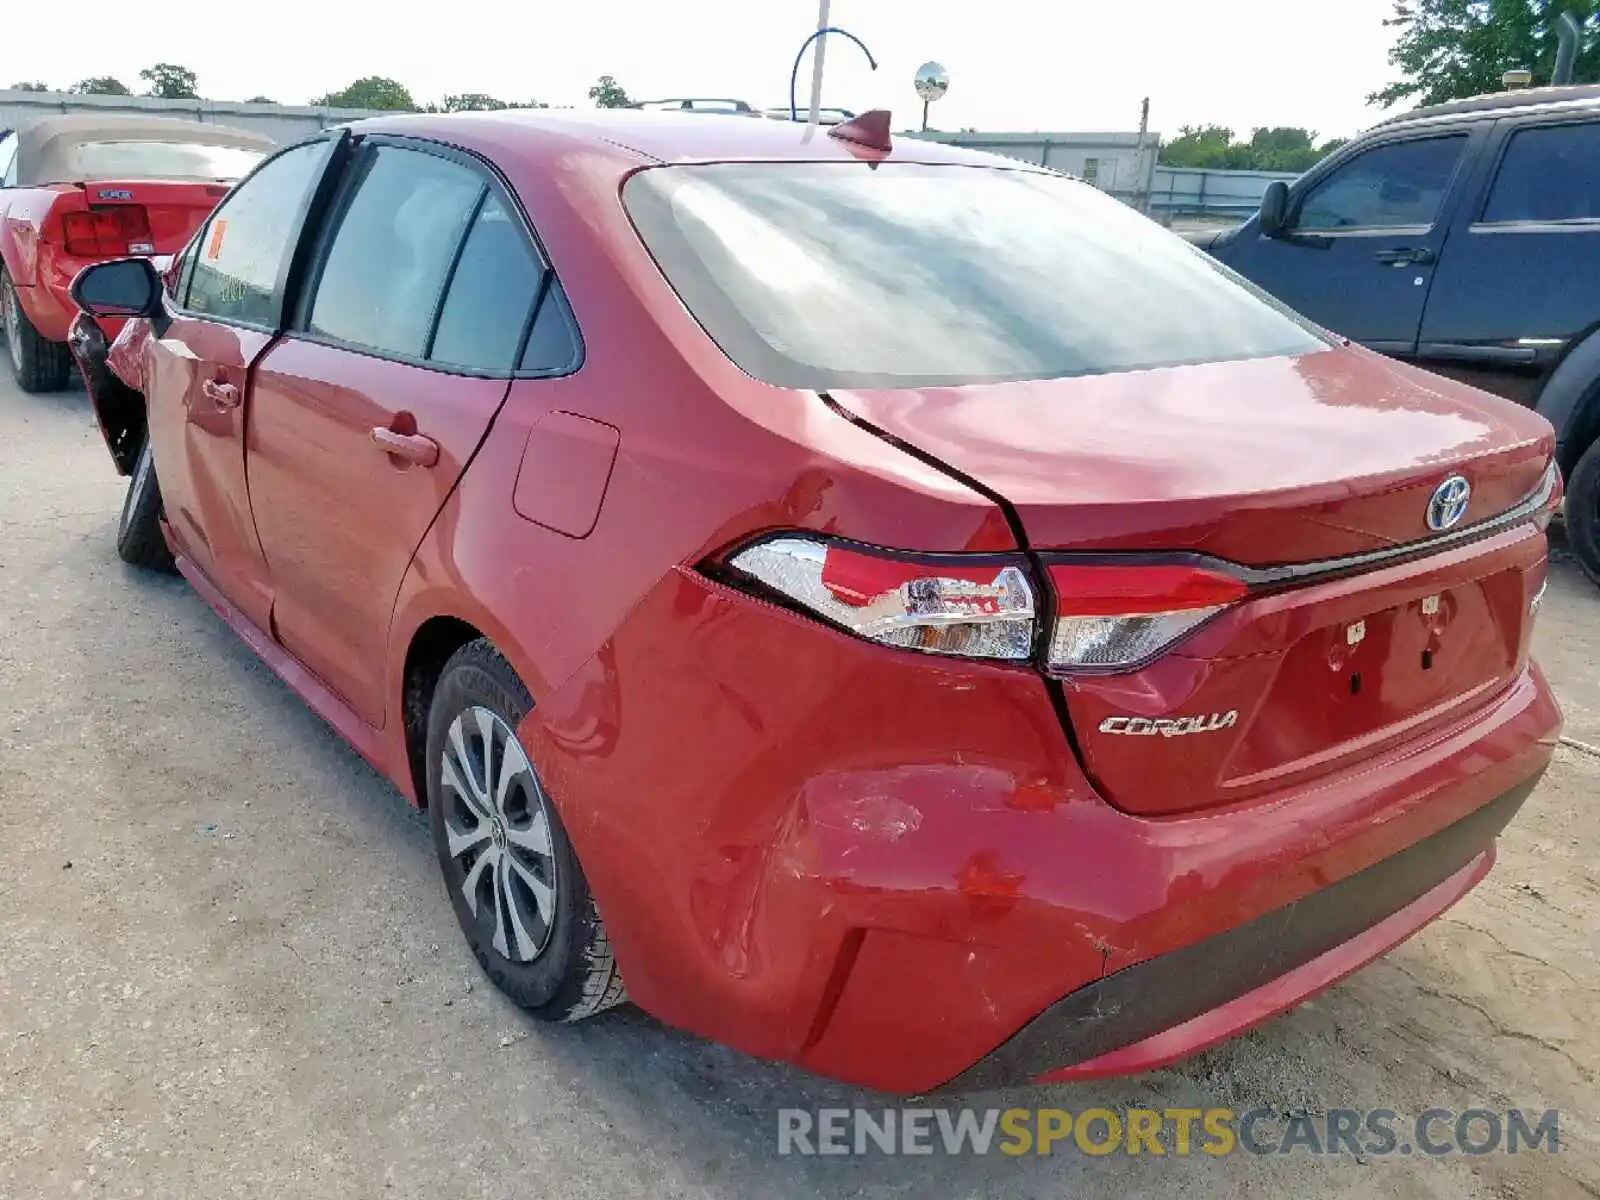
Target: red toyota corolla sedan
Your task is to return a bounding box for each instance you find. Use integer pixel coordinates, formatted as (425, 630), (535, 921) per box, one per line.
(68, 109), (1562, 1094)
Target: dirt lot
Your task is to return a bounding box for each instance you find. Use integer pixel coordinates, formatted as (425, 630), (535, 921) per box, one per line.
(0, 370), (1596, 1200)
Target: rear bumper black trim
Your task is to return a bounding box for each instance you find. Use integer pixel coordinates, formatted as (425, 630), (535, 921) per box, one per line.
(942, 775), (1541, 1093)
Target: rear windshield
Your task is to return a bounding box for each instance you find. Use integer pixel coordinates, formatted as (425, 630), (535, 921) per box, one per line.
(65, 140), (264, 182)
(624, 162), (1326, 390)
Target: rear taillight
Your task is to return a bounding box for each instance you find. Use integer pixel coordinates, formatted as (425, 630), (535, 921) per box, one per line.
(1045, 563), (1247, 673)
(61, 206), (153, 258)
(721, 537), (1254, 669)
(1534, 459), (1562, 531)
(726, 537), (1036, 660)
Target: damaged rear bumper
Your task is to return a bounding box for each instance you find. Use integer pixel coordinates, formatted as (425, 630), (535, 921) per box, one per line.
(943, 774), (1535, 1091)
(522, 570), (1561, 1095)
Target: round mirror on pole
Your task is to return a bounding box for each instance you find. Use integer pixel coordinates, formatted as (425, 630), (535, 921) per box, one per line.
(914, 61), (949, 132)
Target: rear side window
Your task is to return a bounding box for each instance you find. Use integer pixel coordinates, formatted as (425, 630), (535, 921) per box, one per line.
(0, 133), (17, 187)
(1294, 136), (1466, 231)
(307, 146), (484, 358)
(1482, 122), (1600, 223)
(429, 192), (542, 371)
(624, 162), (1323, 391)
(187, 140), (330, 326)
(519, 278), (579, 373)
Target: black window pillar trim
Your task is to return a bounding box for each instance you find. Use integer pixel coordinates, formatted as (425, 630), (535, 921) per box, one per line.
(420, 183), (492, 363)
(275, 130), (358, 335)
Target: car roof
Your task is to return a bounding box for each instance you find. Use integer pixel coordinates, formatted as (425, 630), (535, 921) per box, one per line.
(1373, 82), (1600, 128)
(344, 108), (1011, 169)
(15, 114), (276, 186)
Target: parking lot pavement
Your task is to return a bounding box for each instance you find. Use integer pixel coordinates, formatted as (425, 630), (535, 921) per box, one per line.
(0, 371), (1596, 1200)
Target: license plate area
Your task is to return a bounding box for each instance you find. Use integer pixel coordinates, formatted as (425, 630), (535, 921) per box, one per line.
(1227, 572), (1523, 779)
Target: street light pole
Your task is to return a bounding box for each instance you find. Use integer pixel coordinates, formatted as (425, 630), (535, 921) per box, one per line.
(806, 0), (830, 128)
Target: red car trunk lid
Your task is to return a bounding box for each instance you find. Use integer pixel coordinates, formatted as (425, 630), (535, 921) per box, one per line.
(831, 345), (1555, 816)
(828, 346), (1552, 564)
(68, 180), (229, 254)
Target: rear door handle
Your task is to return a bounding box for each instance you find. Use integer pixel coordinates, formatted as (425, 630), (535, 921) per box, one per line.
(201, 379), (240, 408)
(1375, 247), (1435, 267)
(371, 426), (440, 467)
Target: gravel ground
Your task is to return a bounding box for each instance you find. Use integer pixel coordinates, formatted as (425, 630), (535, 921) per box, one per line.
(0, 369), (1596, 1199)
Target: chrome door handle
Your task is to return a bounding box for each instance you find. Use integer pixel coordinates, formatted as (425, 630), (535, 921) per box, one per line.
(371, 426), (440, 467)
(1375, 247), (1435, 267)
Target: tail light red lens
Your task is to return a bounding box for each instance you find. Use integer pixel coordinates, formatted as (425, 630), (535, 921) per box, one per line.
(1046, 563), (1249, 673)
(727, 537), (1036, 660)
(61, 206), (153, 258)
(721, 536), (1254, 672)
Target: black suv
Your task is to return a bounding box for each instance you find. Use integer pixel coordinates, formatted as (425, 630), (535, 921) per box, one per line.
(1192, 84), (1600, 581)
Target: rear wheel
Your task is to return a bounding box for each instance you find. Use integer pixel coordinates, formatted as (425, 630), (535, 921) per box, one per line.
(1, 268), (72, 393)
(426, 639), (626, 1022)
(1566, 437), (1600, 587)
(116, 435), (176, 572)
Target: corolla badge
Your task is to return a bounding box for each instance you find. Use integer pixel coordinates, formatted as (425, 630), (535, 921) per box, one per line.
(1099, 711), (1238, 737)
(1426, 475), (1471, 532)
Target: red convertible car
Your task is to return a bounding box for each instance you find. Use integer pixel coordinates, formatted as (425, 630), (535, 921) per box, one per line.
(69, 109), (1562, 1094)
(1, 114), (271, 391)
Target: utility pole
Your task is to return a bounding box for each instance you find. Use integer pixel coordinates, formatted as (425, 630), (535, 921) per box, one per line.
(1135, 96), (1152, 214)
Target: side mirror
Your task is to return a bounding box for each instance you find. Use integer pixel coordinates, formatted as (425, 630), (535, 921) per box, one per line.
(69, 257), (162, 319)
(1258, 180), (1290, 238)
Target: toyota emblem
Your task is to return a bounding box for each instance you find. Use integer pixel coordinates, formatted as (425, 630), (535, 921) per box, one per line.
(1426, 475), (1471, 532)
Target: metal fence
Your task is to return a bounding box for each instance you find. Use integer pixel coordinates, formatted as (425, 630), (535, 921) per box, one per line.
(1146, 166), (1299, 221)
(910, 132), (1301, 223)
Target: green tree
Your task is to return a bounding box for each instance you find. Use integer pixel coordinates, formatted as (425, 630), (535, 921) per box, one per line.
(1160, 125), (1346, 172)
(1245, 126), (1316, 170)
(8, 81), (50, 92)
(70, 77), (131, 96)
(441, 94), (550, 111)
(313, 76), (415, 110)
(140, 63), (200, 100)
(245, 95), (277, 104)
(1159, 125), (1249, 169)
(587, 74), (632, 108)
(443, 93), (510, 112)
(1372, 0), (1599, 108)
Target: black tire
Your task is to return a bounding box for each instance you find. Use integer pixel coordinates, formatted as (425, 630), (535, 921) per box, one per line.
(116, 435), (177, 572)
(1566, 437), (1600, 588)
(426, 639), (625, 1022)
(2, 267), (72, 393)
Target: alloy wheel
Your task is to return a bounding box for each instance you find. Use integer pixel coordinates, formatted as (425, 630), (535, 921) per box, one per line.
(440, 705), (558, 963)
(2, 277), (21, 375)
